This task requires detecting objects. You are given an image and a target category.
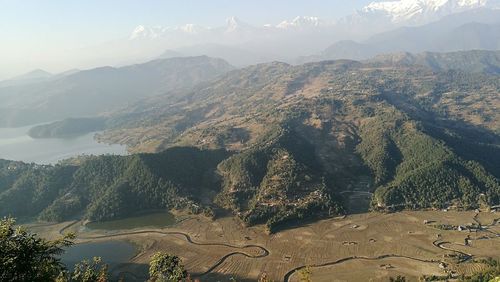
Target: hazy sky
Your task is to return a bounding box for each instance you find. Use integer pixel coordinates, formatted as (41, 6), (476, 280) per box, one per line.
(0, 0), (372, 79)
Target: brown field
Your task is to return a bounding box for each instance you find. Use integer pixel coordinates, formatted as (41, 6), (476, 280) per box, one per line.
(30, 210), (500, 282)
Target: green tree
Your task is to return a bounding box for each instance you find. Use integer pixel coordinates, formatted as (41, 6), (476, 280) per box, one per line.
(65, 257), (108, 282)
(0, 217), (74, 281)
(149, 252), (187, 282)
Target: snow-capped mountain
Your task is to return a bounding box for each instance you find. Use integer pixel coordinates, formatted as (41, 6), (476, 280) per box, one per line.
(361, 0), (500, 24)
(129, 16), (335, 41)
(225, 16), (257, 33)
(129, 24), (208, 40)
(276, 16), (331, 29)
(129, 0), (500, 42)
(89, 1), (500, 75)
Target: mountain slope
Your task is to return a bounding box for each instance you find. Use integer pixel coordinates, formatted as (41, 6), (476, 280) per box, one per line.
(0, 56), (234, 127)
(368, 50), (500, 74)
(301, 9), (500, 63)
(0, 148), (229, 222)
(1, 57), (498, 232)
(0, 69), (53, 87)
(158, 44), (271, 67)
(96, 59), (499, 218)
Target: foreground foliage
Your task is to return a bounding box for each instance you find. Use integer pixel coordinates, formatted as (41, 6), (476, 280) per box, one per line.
(149, 252), (187, 282)
(0, 217), (74, 281)
(1, 218), (193, 282)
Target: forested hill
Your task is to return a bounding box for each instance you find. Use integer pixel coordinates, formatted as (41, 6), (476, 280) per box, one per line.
(0, 148), (229, 222)
(95, 57), (500, 220)
(1, 55), (499, 233)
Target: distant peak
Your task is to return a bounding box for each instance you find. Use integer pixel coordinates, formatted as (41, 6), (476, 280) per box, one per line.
(129, 25), (154, 40)
(226, 16), (241, 25)
(11, 69), (52, 81)
(225, 16), (252, 32)
(28, 69), (52, 75)
(361, 0), (496, 24)
(276, 16), (327, 29)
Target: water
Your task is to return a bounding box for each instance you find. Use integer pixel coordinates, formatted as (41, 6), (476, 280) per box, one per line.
(86, 212), (177, 231)
(0, 124), (126, 164)
(62, 241), (136, 267)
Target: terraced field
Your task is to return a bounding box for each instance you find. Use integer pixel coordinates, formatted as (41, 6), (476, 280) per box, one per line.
(30, 210), (499, 281)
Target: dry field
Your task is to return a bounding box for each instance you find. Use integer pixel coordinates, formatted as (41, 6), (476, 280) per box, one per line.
(30, 210), (500, 282)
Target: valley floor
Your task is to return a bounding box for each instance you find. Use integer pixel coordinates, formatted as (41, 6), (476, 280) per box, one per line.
(30, 210), (500, 281)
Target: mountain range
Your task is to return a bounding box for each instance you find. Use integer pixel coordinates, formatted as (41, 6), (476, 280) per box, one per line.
(0, 56), (234, 127)
(358, 0), (500, 25)
(299, 8), (500, 62)
(131, 0), (500, 41)
(2, 50), (499, 232)
(3, 0), (499, 80)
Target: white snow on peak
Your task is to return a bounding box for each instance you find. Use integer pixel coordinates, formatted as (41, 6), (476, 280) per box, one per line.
(129, 25), (166, 40)
(129, 24), (207, 40)
(225, 16), (253, 32)
(128, 0), (500, 41)
(178, 24), (205, 34)
(362, 0), (496, 23)
(276, 16), (326, 29)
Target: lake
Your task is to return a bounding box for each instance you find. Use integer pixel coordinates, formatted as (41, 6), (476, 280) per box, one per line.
(86, 212), (177, 231)
(0, 124), (126, 164)
(62, 241), (136, 267)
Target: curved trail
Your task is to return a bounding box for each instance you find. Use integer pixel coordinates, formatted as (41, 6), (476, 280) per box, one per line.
(58, 212), (499, 281)
(59, 221), (269, 278)
(283, 214), (500, 282)
(59, 220), (79, 235)
(283, 239), (475, 282)
(432, 240), (472, 262)
(283, 254), (440, 282)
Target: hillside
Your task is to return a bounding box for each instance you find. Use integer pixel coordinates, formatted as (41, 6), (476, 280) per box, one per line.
(300, 9), (500, 63)
(0, 148), (229, 222)
(0, 56), (234, 127)
(2, 56), (498, 233)
(367, 50), (500, 74)
(99, 59), (500, 210)
(0, 69), (53, 87)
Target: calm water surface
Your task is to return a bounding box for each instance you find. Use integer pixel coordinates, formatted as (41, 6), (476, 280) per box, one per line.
(62, 241), (136, 267)
(0, 124), (126, 164)
(86, 212), (177, 231)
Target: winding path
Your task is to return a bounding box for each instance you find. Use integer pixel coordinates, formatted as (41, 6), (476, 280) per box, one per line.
(59, 221), (269, 278)
(283, 254), (440, 282)
(283, 214), (499, 282)
(432, 240), (472, 262)
(57, 212), (499, 281)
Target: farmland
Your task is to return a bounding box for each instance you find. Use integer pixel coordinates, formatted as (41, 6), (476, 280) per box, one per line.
(30, 210), (500, 281)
